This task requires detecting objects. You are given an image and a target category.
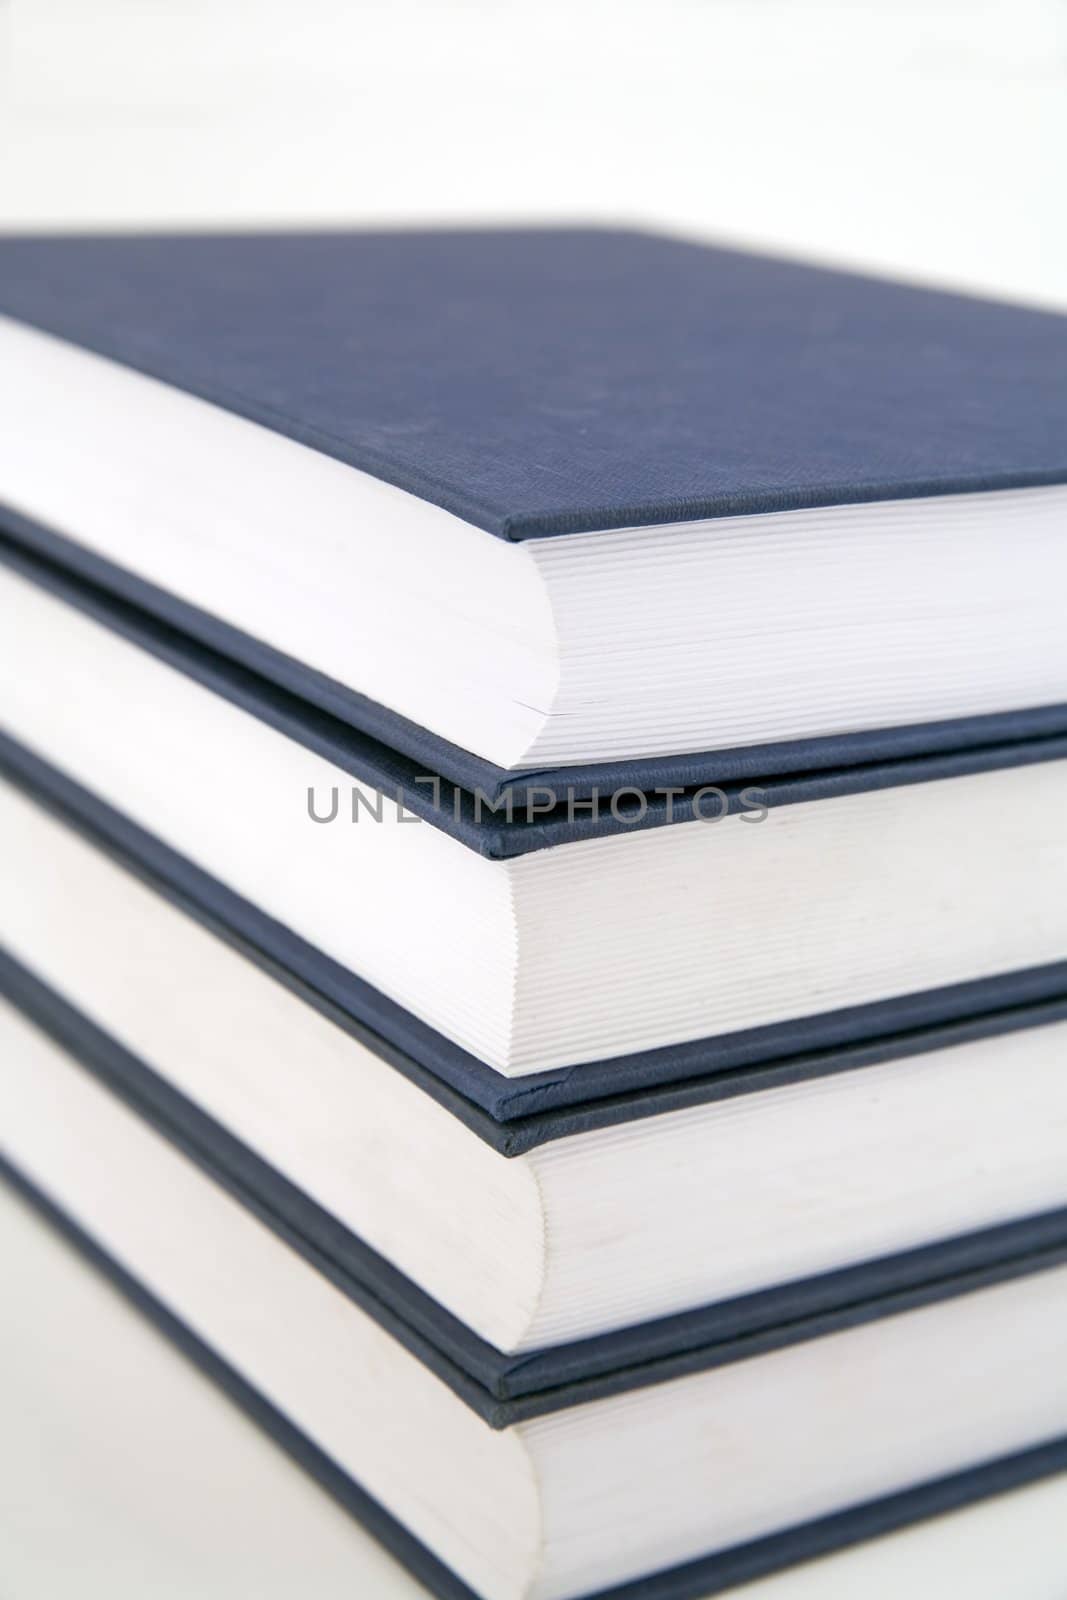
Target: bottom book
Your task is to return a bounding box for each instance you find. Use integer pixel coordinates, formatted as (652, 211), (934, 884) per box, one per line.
(3, 989), (1067, 1600)
(5, 1175), (1067, 1600)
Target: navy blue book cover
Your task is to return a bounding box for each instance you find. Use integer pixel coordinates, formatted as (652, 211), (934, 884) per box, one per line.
(3, 227), (1067, 537)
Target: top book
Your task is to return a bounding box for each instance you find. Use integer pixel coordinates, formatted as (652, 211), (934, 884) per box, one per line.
(1, 226), (1066, 790)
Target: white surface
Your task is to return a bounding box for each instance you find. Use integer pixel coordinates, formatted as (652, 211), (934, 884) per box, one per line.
(4, 1180), (1067, 1600)
(6, 775), (1067, 1354)
(5, 319), (1067, 771)
(5, 1001), (1067, 1600)
(6, 560), (1067, 1076)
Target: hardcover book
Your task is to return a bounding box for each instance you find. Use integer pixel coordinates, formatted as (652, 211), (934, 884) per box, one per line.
(1, 228), (1067, 800)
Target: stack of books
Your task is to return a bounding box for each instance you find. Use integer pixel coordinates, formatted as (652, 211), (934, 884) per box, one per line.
(2, 227), (1066, 1599)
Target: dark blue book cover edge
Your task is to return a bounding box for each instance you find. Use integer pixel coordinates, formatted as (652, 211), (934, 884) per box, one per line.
(2, 227), (1067, 540)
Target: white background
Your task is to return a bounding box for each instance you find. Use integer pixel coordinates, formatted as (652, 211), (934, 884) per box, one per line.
(2, 2), (1066, 1594)
(2, 0), (1067, 308)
